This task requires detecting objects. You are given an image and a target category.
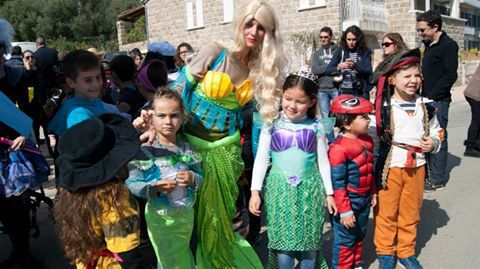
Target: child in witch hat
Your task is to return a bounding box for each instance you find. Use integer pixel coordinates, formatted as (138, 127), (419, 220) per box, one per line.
(54, 113), (152, 268)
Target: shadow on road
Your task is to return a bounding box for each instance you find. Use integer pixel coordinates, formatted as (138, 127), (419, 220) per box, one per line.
(416, 199), (450, 257)
(445, 152), (462, 184)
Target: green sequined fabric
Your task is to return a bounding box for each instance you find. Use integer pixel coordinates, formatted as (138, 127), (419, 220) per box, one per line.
(265, 172), (326, 251)
(186, 133), (262, 269)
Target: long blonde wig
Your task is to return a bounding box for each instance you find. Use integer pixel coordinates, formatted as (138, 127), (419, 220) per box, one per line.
(229, 0), (289, 125)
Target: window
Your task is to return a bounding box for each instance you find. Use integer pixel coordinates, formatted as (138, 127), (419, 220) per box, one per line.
(223, 0), (234, 23)
(414, 0), (426, 11)
(299, 0), (326, 10)
(186, 0), (204, 29)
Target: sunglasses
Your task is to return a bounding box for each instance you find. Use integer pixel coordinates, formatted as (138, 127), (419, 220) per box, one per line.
(319, 36), (330, 39)
(382, 42), (394, 48)
(25, 56), (34, 60)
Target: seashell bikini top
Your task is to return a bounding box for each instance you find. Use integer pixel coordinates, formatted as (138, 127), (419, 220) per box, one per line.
(201, 71), (253, 106)
(269, 113), (335, 153)
(270, 128), (317, 153)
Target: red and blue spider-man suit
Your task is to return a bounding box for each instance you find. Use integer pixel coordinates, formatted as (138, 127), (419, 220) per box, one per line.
(329, 134), (376, 269)
(328, 94), (377, 269)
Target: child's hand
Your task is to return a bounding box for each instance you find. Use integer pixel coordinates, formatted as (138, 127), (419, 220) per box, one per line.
(155, 179), (177, 194)
(249, 191), (262, 216)
(176, 171), (193, 187)
(10, 136), (26, 151)
(133, 109), (154, 132)
(340, 214), (356, 229)
(139, 128), (156, 145)
(420, 136), (435, 152)
(326, 195), (338, 216)
(371, 195), (378, 208)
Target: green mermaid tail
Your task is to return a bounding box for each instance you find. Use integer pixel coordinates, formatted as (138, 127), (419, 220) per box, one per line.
(186, 132), (263, 269)
(145, 204), (195, 269)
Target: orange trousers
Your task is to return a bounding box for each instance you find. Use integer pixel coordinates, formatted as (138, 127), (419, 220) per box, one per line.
(374, 166), (425, 258)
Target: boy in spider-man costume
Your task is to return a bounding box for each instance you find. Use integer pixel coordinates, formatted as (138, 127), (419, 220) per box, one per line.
(328, 95), (377, 269)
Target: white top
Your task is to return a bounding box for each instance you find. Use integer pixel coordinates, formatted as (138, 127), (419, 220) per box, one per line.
(388, 96), (441, 168)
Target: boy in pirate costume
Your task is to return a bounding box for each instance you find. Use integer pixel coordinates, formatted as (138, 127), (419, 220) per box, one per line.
(372, 49), (442, 269)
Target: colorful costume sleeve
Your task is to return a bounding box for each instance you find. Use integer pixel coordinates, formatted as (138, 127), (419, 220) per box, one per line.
(250, 127), (271, 191)
(125, 163), (151, 200)
(328, 143), (353, 215)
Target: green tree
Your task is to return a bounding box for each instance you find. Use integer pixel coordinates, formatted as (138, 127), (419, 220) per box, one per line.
(0, 0), (139, 51)
(125, 16), (146, 44)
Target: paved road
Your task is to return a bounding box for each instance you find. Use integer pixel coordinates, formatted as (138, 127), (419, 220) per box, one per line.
(1, 91), (478, 269)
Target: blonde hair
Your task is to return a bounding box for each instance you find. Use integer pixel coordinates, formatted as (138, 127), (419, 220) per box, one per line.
(228, 0), (289, 125)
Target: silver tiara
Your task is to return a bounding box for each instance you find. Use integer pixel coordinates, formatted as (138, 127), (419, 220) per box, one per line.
(291, 68), (319, 85)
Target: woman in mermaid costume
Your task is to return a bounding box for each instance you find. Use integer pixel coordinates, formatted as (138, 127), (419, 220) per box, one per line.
(249, 71), (337, 269)
(172, 1), (288, 267)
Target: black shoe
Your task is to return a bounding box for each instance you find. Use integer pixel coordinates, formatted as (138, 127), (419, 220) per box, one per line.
(424, 181), (445, 192)
(464, 147), (480, 158)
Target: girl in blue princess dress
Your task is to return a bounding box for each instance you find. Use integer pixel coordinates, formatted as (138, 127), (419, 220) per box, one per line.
(125, 87), (203, 269)
(249, 70), (338, 269)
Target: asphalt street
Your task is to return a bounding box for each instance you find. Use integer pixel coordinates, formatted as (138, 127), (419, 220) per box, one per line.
(0, 89), (478, 268)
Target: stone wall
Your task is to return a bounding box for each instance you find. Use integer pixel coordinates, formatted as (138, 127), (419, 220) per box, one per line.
(144, 0), (468, 77)
(146, 0), (341, 69)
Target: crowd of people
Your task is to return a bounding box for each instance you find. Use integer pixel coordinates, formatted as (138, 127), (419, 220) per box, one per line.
(1, 1), (479, 269)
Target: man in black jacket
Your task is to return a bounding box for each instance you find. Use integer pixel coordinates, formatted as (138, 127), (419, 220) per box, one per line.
(417, 10), (459, 192)
(34, 36), (59, 100)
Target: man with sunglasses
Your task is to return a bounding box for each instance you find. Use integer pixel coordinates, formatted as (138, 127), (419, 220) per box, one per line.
(416, 10), (459, 192)
(311, 26), (339, 142)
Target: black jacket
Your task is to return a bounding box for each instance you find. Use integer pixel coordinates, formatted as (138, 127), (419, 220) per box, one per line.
(325, 47), (372, 93)
(421, 32), (459, 102)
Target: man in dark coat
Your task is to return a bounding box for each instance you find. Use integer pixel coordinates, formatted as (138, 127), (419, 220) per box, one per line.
(34, 36), (59, 100)
(417, 10), (459, 192)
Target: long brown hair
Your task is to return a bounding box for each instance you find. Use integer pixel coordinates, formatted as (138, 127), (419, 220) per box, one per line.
(175, 42), (194, 68)
(54, 171), (135, 265)
(383, 33), (408, 58)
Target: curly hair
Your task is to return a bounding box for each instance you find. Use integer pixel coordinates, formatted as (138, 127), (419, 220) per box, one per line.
(54, 170), (136, 265)
(339, 25), (369, 55)
(226, 0), (289, 126)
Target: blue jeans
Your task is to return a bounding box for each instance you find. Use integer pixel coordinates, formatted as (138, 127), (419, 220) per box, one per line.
(318, 90), (339, 142)
(429, 100), (449, 185)
(277, 250), (317, 269)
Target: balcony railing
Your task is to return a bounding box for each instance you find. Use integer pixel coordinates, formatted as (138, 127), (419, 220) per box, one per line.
(341, 0), (388, 32)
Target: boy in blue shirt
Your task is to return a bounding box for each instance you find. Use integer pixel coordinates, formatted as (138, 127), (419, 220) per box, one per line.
(48, 50), (120, 136)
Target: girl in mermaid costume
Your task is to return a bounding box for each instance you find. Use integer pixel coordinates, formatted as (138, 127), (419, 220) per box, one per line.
(249, 70), (338, 269)
(126, 89), (203, 269)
